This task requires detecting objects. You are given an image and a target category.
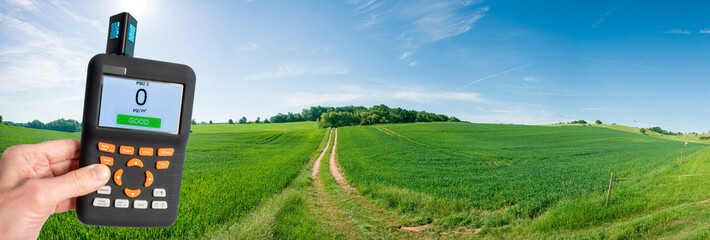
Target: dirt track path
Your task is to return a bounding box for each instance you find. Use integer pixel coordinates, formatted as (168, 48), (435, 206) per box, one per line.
(311, 128), (333, 179)
(328, 128), (359, 192)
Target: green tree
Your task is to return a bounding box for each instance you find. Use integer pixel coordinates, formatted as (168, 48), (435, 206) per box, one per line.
(239, 117), (247, 124)
(209, 120), (213, 124)
(27, 120), (44, 129)
(448, 117), (461, 122)
(45, 118), (81, 132)
(640, 128), (647, 134)
(255, 117), (260, 123)
(228, 119), (234, 124)
(264, 118), (270, 123)
(595, 120), (602, 124)
(191, 119), (197, 125)
(0, 115), (3, 123)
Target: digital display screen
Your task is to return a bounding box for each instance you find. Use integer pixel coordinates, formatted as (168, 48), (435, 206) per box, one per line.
(98, 75), (184, 134)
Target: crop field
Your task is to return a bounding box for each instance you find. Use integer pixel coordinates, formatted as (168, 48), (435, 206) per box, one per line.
(337, 122), (710, 238)
(5, 121), (710, 239)
(0, 124), (325, 239)
(190, 121), (317, 134)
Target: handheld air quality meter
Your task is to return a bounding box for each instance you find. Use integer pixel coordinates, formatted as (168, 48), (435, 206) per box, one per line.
(76, 12), (195, 227)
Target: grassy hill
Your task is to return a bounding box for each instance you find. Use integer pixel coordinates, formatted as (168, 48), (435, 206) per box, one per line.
(3, 121), (710, 239)
(0, 123), (326, 239)
(336, 122), (710, 238)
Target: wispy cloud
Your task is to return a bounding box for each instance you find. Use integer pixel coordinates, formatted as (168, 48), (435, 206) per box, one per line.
(399, 51), (417, 66)
(400, 51), (414, 59)
(522, 76), (539, 82)
(459, 102), (559, 125)
(350, 0), (489, 64)
(664, 29), (691, 34)
(239, 42), (259, 51)
(272, 84), (483, 108)
(700, 29), (710, 34)
(592, 9), (613, 28)
(460, 64), (533, 89)
(0, 0), (103, 121)
(245, 63), (350, 80)
(6, 0), (37, 10)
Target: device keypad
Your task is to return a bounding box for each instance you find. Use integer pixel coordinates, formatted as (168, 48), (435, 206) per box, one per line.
(156, 160), (170, 169)
(100, 156), (114, 166)
(94, 142), (173, 210)
(98, 142), (116, 153)
(139, 147), (154, 156)
(119, 145), (134, 155)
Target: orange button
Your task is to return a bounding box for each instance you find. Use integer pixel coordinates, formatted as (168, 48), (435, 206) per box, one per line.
(124, 188), (141, 198)
(127, 158), (144, 168)
(145, 170), (154, 187)
(139, 147), (154, 156)
(99, 156), (114, 166)
(114, 169), (123, 186)
(156, 160), (170, 169)
(119, 146), (134, 155)
(157, 148), (174, 157)
(98, 142), (115, 153)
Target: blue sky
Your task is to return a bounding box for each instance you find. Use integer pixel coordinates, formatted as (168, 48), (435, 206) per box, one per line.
(1, 0), (710, 132)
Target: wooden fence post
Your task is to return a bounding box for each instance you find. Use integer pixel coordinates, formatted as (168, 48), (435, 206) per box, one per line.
(605, 172), (614, 206)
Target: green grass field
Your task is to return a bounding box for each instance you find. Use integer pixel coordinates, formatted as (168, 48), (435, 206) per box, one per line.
(336, 123), (710, 238)
(3, 121), (710, 239)
(0, 123), (325, 239)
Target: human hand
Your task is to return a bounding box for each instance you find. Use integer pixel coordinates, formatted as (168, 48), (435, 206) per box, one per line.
(0, 139), (110, 239)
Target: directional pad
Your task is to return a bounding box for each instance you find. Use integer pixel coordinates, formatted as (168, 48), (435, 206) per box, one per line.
(127, 158), (144, 167)
(124, 188), (141, 198)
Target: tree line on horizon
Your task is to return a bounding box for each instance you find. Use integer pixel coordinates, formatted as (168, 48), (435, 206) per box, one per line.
(1, 116), (81, 133)
(268, 105), (461, 128)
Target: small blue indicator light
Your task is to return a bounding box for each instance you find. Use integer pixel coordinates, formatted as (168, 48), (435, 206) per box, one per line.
(110, 22), (120, 39)
(128, 24), (136, 43)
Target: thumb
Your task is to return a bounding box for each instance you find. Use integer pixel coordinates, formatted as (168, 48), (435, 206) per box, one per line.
(42, 164), (111, 202)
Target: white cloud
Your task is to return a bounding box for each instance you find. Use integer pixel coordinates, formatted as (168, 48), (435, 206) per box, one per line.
(664, 29), (691, 34)
(271, 84), (483, 108)
(0, 13), (95, 92)
(245, 63), (350, 80)
(239, 42), (259, 51)
(6, 0), (37, 10)
(459, 103), (559, 125)
(0, 1), (105, 122)
(400, 51), (413, 59)
(591, 9), (613, 28)
(351, 0), (489, 49)
(700, 29), (710, 34)
(522, 76), (538, 82)
(461, 64), (533, 89)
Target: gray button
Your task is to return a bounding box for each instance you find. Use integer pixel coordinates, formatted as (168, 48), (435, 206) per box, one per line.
(97, 185), (111, 195)
(134, 200), (148, 209)
(151, 201), (168, 209)
(153, 188), (166, 197)
(115, 199), (129, 208)
(93, 198), (110, 207)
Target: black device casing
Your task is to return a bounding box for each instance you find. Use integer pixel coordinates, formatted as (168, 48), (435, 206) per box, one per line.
(76, 54), (195, 227)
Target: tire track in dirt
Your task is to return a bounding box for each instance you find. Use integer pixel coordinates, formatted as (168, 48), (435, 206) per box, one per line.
(327, 128), (438, 238)
(328, 128), (358, 192)
(311, 128), (333, 179)
(374, 125), (478, 161)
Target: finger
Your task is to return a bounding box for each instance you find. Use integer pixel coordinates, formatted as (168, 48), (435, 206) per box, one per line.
(39, 164), (110, 203)
(31, 139), (81, 165)
(54, 198), (75, 213)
